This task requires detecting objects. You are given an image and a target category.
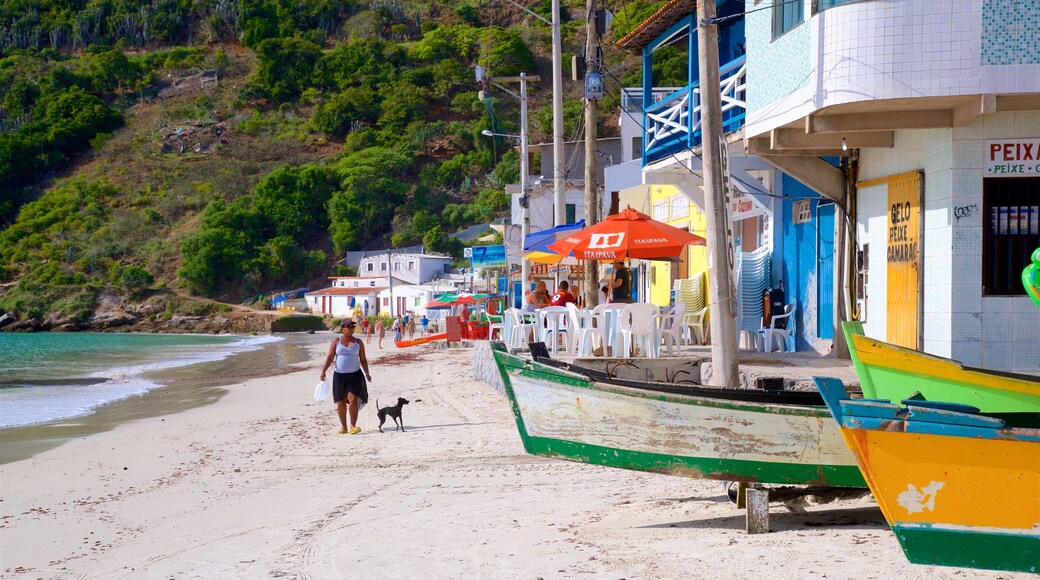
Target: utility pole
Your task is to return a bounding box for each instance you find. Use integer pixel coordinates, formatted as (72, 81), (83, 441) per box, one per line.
(583, 0), (601, 308)
(696, 1), (739, 387)
(551, 0), (566, 226)
(387, 246), (394, 316)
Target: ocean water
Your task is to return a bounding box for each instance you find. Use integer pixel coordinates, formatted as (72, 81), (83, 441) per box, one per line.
(0, 333), (282, 428)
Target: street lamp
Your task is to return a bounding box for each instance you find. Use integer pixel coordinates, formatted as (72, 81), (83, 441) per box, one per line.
(482, 129), (521, 139)
(477, 74), (535, 307)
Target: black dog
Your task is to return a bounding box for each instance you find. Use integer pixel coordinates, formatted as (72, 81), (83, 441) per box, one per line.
(376, 397), (409, 432)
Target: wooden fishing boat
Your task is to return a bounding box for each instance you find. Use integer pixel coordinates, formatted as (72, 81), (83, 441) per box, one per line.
(814, 377), (1040, 573)
(843, 321), (1040, 424)
(491, 346), (866, 487)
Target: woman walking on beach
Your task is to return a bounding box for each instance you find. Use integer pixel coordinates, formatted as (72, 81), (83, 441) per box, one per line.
(376, 318), (386, 349)
(320, 319), (371, 435)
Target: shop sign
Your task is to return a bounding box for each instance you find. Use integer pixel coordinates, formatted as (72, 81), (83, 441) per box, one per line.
(986, 139), (1040, 176)
(729, 193), (763, 221)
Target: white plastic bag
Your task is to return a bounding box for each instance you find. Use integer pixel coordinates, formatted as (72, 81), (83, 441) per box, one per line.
(314, 380), (331, 402)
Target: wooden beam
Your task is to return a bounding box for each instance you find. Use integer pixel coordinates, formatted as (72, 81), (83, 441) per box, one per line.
(807, 109), (953, 133)
(747, 139), (848, 158)
(953, 94), (996, 126)
(759, 154), (844, 202)
(771, 129), (893, 150)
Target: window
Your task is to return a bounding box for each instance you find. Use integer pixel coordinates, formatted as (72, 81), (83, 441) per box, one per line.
(772, 0), (804, 39)
(370, 281), (376, 287)
(793, 199), (812, 224)
(408, 261), (415, 270)
(812, 0), (860, 14)
(982, 177), (1040, 295)
(394, 262), (400, 271)
(415, 297), (421, 306)
(382, 297), (389, 306)
(381, 263), (387, 271)
(366, 263), (373, 272)
(566, 203), (576, 224)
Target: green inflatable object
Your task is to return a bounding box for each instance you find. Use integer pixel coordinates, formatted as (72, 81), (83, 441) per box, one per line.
(1025, 247), (1040, 308)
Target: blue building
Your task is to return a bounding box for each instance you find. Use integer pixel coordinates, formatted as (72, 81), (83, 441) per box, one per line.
(617, 0), (840, 353)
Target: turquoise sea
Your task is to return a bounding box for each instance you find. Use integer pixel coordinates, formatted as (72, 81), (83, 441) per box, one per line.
(0, 333), (283, 429)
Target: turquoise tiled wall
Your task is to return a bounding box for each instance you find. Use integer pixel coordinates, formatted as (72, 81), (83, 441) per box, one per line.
(981, 0), (1040, 65)
(746, 3), (812, 111)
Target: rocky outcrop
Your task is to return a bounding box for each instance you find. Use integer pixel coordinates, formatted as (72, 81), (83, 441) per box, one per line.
(0, 312), (15, 329)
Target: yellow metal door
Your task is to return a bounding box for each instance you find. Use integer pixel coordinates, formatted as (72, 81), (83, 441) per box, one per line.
(885, 172), (921, 348)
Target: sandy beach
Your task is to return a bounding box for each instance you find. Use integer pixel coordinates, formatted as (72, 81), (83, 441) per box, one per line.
(0, 337), (1031, 579)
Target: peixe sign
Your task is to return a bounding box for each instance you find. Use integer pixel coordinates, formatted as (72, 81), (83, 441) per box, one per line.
(986, 139), (1040, 176)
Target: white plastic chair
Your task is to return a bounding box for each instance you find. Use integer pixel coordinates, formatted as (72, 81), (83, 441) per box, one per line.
(758, 304), (795, 352)
(566, 303), (599, 355)
(676, 273), (709, 344)
(488, 314), (504, 341)
(617, 303), (661, 358)
(658, 301), (686, 356)
(506, 308), (537, 349)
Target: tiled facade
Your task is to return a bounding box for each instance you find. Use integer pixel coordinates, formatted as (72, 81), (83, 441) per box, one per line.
(858, 112), (1040, 371)
(745, 0), (1040, 137)
(982, 0), (1040, 65)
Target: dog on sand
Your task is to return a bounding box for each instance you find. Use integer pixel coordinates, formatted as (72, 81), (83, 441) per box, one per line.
(376, 397), (409, 432)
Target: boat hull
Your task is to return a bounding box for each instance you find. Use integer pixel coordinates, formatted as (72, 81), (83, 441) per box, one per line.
(815, 377), (1040, 573)
(843, 322), (1040, 415)
(494, 350), (865, 487)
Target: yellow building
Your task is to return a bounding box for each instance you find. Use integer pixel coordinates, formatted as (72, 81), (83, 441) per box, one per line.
(617, 184), (708, 307)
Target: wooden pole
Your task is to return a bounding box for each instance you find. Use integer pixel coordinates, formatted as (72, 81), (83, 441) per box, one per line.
(583, 0), (600, 308)
(696, 0), (739, 387)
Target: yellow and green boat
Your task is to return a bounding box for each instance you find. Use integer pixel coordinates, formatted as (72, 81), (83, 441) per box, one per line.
(491, 346), (865, 487)
(843, 321), (1040, 424)
(815, 377), (1040, 573)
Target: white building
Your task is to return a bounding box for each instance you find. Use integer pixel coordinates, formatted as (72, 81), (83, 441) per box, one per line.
(356, 251), (452, 285)
(376, 283), (458, 318)
(305, 276), (387, 317)
(743, 0), (1040, 372)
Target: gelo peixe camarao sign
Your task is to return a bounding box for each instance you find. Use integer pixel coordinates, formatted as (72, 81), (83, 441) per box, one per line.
(986, 139), (1040, 176)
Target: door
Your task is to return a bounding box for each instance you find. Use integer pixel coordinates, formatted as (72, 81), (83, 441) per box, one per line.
(816, 203), (835, 340)
(885, 172), (922, 348)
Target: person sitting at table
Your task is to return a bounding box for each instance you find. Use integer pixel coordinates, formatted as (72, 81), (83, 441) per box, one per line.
(522, 281), (551, 312)
(549, 280), (576, 307)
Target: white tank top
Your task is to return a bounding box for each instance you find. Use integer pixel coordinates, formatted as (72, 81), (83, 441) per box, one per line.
(334, 340), (361, 373)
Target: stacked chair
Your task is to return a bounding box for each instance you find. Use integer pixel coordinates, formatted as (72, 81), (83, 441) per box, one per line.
(674, 272), (709, 345)
(735, 246), (771, 350)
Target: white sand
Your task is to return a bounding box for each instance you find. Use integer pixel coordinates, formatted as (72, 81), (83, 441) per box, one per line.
(0, 340), (1030, 579)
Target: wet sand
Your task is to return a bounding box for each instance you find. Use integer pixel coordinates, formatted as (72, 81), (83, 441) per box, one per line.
(0, 333), (329, 464)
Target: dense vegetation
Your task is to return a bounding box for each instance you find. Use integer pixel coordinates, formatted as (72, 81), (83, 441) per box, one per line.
(0, 0), (659, 324)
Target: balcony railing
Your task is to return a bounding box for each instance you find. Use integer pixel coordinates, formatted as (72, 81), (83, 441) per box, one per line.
(643, 55), (747, 165)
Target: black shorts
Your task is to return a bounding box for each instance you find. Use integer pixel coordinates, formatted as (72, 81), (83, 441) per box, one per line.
(332, 370), (368, 404)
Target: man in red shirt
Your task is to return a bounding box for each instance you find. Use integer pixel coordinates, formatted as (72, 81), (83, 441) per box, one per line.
(549, 280), (576, 307)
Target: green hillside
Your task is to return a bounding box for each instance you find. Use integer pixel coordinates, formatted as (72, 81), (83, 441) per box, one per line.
(0, 0), (646, 329)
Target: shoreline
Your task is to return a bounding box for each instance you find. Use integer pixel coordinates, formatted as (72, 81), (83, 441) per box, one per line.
(1, 341), (1029, 578)
(0, 332), (331, 464)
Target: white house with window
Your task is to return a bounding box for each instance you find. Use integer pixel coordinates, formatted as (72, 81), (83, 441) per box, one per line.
(376, 283), (458, 318)
(357, 251), (452, 285)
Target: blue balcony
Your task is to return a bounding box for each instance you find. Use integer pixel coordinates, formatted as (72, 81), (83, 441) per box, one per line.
(643, 55), (747, 166)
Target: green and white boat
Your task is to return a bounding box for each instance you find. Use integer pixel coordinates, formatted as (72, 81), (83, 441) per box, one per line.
(492, 347), (866, 487)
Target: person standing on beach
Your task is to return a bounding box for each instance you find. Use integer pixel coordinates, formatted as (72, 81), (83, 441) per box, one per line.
(392, 315), (404, 344)
(610, 260), (634, 304)
(320, 319), (371, 435)
(376, 318), (386, 349)
(361, 318), (371, 343)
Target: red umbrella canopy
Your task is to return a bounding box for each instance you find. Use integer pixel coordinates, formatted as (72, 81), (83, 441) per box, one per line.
(547, 208), (706, 260)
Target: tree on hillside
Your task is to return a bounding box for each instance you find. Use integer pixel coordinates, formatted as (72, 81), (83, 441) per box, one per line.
(254, 37), (322, 101)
